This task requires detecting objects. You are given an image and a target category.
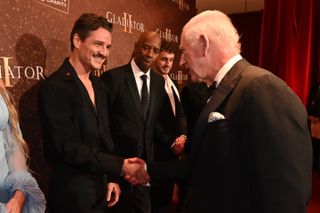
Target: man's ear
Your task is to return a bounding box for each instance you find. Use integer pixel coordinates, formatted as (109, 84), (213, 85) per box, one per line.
(199, 34), (209, 57)
(73, 33), (81, 49)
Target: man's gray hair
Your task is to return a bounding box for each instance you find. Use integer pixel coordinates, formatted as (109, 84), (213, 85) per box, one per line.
(182, 10), (241, 57)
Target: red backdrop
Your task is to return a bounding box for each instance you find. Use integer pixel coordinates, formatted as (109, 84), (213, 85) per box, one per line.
(259, 0), (320, 105)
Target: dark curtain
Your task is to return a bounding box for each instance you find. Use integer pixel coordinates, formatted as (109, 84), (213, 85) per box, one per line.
(230, 11), (262, 66)
(259, 0), (320, 105)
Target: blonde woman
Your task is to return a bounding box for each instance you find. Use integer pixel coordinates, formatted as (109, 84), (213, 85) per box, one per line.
(0, 79), (46, 213)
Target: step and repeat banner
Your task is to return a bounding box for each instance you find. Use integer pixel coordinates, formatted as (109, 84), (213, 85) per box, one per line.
(0, 0), (195, 195)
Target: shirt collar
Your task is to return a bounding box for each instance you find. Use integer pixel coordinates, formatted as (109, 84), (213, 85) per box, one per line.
(214, 54), (242, 87)
(131, 59), (150, 79)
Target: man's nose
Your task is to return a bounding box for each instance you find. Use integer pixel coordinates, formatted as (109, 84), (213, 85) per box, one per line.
(179, 54), (185, 67)
(146, 49), (155, 58)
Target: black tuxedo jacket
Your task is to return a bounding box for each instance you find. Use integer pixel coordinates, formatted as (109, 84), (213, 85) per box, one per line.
(38, 59), (123, 213)
(151, 59), (312, 213)
(180, 82), (207, 155)
(100, 63), (165, 163)
(154, 79), (187, 162)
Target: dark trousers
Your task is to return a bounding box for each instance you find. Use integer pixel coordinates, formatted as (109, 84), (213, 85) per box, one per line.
(312, 138), (320, 172)
(109, 179), (151, 213)
(176, 182), (188, 213)
(151, 183), (174, 213)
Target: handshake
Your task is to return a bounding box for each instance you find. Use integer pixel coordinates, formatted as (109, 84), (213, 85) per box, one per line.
(121, 157), (150, 185)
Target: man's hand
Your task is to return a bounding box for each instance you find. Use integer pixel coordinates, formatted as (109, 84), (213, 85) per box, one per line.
(122, 157), (150, 185)
(310, 116), (320, 139)
(6, 190), (25, 213)
(172, 135), (187, 155)
(106, 182), (121, 207)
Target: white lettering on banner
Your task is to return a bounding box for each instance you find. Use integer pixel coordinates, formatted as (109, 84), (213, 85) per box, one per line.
(170, 71), (188, 85)
(171, 0), (190, 11)
(31, 0), (70, 14)
(0, 57), (45, 87)
(106, 11), (145, 33)
(155, 28), (179, 43)
(46, 0), (67, 8)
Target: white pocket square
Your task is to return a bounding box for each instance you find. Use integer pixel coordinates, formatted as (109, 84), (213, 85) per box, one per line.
(208, 112), (225, 123)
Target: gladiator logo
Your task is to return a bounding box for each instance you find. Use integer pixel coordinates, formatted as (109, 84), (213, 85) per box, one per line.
(170, 71), (188, 85)
(171, 0), (190, 11)
(106, 11), (145, 33)
(31, 0), (70, 14)
(0, 57), (45, 87)
(156, 28), (179, 43)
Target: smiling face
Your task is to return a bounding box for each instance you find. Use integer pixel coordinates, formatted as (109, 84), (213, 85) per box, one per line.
(74, 27), (112, 71)
(133, 32), (161, 72)
(154, 51), (174, 75)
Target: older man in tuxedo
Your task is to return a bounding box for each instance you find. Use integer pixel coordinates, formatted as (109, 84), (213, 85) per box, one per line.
(149, 10), (312, 213)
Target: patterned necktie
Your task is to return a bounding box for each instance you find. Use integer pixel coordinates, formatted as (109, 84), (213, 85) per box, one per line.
(164, 75), (176, 116)
(140, 74), (149, 120)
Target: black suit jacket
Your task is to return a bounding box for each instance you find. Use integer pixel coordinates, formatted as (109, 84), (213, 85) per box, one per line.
(307, 82), (320, 117)
(151, 59), (312, 213)
(38, 59), (123, 213)
(180, 82), (207, 155)
(100, 63), (165, 163)
(154, 79), (187, 162)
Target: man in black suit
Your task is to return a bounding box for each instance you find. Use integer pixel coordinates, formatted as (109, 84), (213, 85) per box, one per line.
(177, 82), (208, 213)
(151, 40), (187, 213)
(150, 10), (312, 213)
(307, 81), (320, 172)
(100, 31), (164, 213)
(38, 13), (149, 213)
(180, 82), (207, 154)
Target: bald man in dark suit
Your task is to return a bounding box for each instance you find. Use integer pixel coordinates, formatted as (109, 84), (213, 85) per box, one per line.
(100, 31), (165, 213)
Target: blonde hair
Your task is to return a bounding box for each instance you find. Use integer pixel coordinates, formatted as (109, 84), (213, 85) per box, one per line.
(0, 85), (29, 161)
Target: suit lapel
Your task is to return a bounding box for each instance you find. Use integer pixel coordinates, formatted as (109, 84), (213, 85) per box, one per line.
(77, 74), (97, 115)
(191, 59), (249, 157)
(61, 60), (97, 115)
(91, 77), (101, 115)
(146, 70), (158, 125)
(196, 83), (208, 104)
(94, 79), (113, 151)
(125, 66), (144, 121)
(173, 88), (180, 116)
